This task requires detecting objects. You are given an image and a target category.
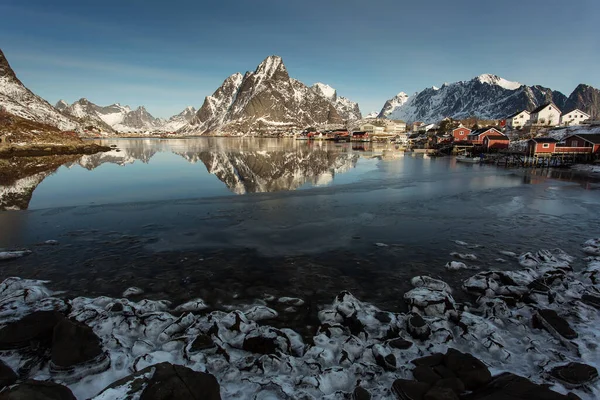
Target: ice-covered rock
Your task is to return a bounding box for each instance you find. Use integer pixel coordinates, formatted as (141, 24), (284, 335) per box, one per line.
(411, 276), (452, 293)
(583, 238), (600, 255)
(122, 287), (144, 297)
(450, 252), (478, 261)
(0, 250), (31, 261)
(173, 298), (208, 312)
(445, 261), (478, 271)
(244, 306), (278, 321)
(404, 287), (456, 317)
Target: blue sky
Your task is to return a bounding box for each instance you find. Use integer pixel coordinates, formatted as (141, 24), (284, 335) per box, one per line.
(1, 0), (599, 118)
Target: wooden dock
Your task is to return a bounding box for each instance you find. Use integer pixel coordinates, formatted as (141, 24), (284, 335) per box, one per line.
(494, 151), (594, 168)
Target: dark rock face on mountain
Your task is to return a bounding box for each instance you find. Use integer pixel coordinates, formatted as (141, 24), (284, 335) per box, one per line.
(120, 106), (161, 130)
(564, 84), (600, 119)
(0, 49), (78, 131)
(378, 74), (597, 123)
(182, 56), (357, 134)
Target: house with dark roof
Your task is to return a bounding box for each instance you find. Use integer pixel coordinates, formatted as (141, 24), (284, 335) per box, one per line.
(560, 109), (590, 126)
(558, 134), (600, 154)
(529, 103), (561, 126)
(527, 137), (558, 155)
(467, 127), (506, 145)
(506, 110), (530, 129)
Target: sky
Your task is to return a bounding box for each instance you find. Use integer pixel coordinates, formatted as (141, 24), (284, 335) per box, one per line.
(1, 0), (599, 118)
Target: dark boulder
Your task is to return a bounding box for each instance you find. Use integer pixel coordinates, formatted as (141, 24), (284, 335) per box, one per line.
(0, 311), (65, 350)
(434, 378), (465, 394)
(391, 379), (431, 400)
(189, 334), (216, 352)
(407, 314), (431, 341)
(375, 311), (392, 323)
(242, 328), (291, 355)
(533, 309), (577, 340)
(0, 380), (76, 400)
(389, 338), (413, 350)
(424, 387), (459, 400)
(413, 366), (442, 385)
(96, 362), (221, 400)
(550, 362), (598, 387)
(0, 360), (17, 389)
(353, 386), (372, 400)
(581, 294), (600, 309)
(461, 372), (576, 399)
(412, 353), (444, 368)
(51, 318), (105, 369)
(443, 349), (491, 391)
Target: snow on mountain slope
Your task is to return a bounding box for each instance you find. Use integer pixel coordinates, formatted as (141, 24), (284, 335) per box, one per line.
(378, 92), (410, 118)
(312, 83), (337, 100)
(56, 99), (194, 133)
(380, 74), (567, 123)
(162, 106), (197, 132)
(477, 74), (522, 90)
(0, 49), (78, 131)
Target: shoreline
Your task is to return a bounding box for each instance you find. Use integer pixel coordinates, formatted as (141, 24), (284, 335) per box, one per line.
(0, 143), (111, 158)
(0, 240), (598, 399)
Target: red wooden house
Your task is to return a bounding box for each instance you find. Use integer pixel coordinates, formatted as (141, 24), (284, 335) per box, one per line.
(558, 134), (600, 154)
(527, 138), (558, 155)
(467, 128), (506, 145)
(452, 127), (471, 142)
(483, 135), (510, 150)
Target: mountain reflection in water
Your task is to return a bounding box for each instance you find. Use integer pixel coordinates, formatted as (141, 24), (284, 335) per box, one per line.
(0, 138), (385, 210)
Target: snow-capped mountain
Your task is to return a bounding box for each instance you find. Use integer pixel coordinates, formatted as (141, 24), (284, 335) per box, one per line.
(56, 99), (194, 133)
(55, 98), (115, 132)
(311, 83), (361, 121)
(364, 111), (379, 119)
(0, 49), (78, 131)
(378, 92), (410, 118)
(162, 106), (197, 132)
(181, 56), (360, 135)
(379, 74), (570, 123)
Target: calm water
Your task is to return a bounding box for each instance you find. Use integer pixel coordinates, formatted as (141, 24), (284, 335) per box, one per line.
(1, 138), (599, 311)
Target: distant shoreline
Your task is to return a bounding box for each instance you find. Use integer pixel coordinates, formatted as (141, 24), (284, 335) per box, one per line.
(0, 143), (111, 158)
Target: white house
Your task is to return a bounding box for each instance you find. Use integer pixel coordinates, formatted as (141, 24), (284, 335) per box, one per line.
(395, 132), (409, 144)
(360, 123), (376, 133)
(384, 120), (407, 133)
(529, 102), (561, 126)
(506, 110), (530, 129)
(560, 109), (590, 126)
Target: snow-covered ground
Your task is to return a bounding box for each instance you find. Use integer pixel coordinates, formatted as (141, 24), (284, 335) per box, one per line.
(0, 240), (599, 399)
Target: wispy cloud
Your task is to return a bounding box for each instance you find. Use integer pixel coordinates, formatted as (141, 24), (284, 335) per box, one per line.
(10, 51), (201, 83)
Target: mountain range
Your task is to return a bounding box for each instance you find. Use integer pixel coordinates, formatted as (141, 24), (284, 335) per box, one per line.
(2, 46), (599, 135)
(378, 74), (600, 123)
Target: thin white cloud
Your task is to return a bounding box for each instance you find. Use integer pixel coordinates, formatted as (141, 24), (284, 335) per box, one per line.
(10, 51), (200, 83)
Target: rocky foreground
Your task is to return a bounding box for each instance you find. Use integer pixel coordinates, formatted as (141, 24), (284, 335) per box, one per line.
(0, 240), (599, 399)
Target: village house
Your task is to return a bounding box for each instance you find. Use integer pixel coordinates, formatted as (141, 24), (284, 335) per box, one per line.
(559, 134), (600, 154)
(527, 138), (558, 156)
(560, 109), (590, 126)
(452, 126), (471, 142)
(467, 127), (506, 145)
(360, 123), (385, 135)
(529, 103), (561, 126)
(351, 131), (370, 142)
(384, 120), (407, 134)
(411, 122), (425, 132)
(506, 110), (530, 129)
(395, 132), (409, 144)
(483, 135), (510, 150)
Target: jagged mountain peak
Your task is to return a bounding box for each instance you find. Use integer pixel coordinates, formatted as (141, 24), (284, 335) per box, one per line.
(55, 99), (69, 110)
(475, 74), (522, 90)
(0, 49), (19, 82)
(312, 83), (337, 100)
(254, 55), (286, 78)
